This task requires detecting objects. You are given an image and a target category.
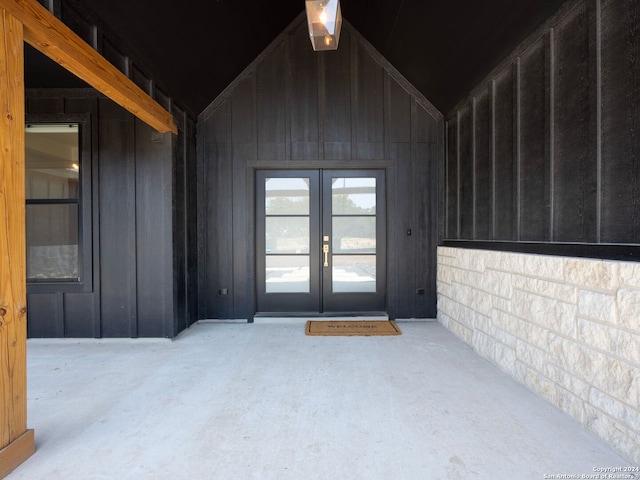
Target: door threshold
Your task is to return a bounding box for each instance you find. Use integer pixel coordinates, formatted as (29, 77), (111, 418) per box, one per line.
(252, 313), (389, 324)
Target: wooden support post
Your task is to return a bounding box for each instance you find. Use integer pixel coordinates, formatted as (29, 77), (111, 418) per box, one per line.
(0, 8), (35, 478)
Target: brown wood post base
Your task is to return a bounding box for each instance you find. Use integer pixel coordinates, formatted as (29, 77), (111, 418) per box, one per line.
(0, 429), (35, 478)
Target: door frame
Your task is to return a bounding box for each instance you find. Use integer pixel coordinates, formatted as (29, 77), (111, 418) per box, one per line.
(254, 168), (387, 316)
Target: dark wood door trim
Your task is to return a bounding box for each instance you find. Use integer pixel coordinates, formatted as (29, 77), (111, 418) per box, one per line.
(255, 168), (386, 315)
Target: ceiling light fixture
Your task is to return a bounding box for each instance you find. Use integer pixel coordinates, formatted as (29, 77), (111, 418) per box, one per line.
(305, 0), (342, 51)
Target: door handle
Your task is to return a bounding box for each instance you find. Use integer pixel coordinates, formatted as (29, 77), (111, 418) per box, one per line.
(323, 244), (329, 267)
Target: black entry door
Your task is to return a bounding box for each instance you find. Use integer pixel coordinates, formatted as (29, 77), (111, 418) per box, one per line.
(256, 169), (386, 315)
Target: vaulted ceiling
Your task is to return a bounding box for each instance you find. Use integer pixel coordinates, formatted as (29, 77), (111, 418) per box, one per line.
(25, 0), (567, 116)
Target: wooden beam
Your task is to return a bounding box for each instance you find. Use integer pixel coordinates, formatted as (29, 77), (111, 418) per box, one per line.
(0, 0), (177, 134)
(0, 8), (35, 476)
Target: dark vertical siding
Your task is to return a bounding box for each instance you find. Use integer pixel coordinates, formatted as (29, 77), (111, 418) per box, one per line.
(61, 1), (94, 46)
(24, 1), (197, 337)
(231, 79), (255, 145)
(322, 31), (353, 160)
(519, 36), (550, 241)
(135, 120), (173, 337)
(26, 96), (64, 113)
(601, 0), (640, 243)
(101, 38), (128, 74)
(63, 293), (95, 337)
(257, 42), (288, 162)
(185, 118), (199, 329)
(414, 103), (439, 318)
(493, 67), (516, 240)
(445, 0), (639, 249)
(202, 105), (233, 319)
(172, 113), (198, 333)
(387, 75), (411, 144)
(552, 3), (597, 242)
(131, 66), (152, 95)
(458, 104), (474, 239)
(474, 88), (492, 240)
(231, 80), (253, 318)
(446, 118), (458, 239)
(26, 89), (194, 338)
(27, 293), (63, 338)
(388, 77), (414, 318)
(289, 22), (319, 161)
(355, 43), (385, 160)
(98, 98), (138, 337)
(389, 140), (414, 318)
(173, 117), (187, 333)
(198, 19), (443, 320)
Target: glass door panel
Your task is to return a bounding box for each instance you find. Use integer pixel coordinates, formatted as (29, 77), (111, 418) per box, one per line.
(330, 177), (377, 293)
(265, 217), (310, 253)
(265, 256), (310, 293)
(265, 177), (310, 214)
(332, 217), (376, 253)
(264, 177), (311, 294)
(332, 255), (376, 293)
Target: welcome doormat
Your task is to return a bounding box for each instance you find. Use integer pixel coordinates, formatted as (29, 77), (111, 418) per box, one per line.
(305, 320), (401, 336)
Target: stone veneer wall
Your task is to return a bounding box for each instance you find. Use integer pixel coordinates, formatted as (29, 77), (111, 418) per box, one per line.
(437, 247), (640, 463)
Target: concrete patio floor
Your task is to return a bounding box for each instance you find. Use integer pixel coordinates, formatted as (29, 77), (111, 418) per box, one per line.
(8, 320), (632, 479)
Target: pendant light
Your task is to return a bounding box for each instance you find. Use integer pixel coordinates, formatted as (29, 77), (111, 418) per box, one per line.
(305, 0), (342, 51)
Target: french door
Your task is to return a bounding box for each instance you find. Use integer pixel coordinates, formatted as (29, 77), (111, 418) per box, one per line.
(256, 169), (386, 315)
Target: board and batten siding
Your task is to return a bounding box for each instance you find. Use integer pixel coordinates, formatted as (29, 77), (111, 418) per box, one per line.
(197, 15), (444, 320)
(445, 0), (640, 255)
(25, 88), (197, 338)
(439, 0), (640, 464)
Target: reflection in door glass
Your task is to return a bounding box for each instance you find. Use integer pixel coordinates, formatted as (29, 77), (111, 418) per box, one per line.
(332, 255), (376, 293)
(331, 177), (377, 293)
(332, 217), (376, 253)
(265, 256), (310, 293)
(266, 217), (309, 253)
(331, 177), (376, 214)
(265, 177), (311, 293)
(265, 177), (310, 214)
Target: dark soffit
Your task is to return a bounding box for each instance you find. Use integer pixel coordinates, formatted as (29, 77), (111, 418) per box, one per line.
(26, 0), (567, 116)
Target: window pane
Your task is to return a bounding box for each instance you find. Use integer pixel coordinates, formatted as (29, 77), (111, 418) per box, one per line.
(332, 255), (376, 293)
(266, 217), (309, 253)
(265, 177), (309, 215)
(332, 216), (376, 253)
(266, 255), (310, 293)
(27, 204), (79, 280)
(332, 177), (376, 214)
(25, 124), (79, 200)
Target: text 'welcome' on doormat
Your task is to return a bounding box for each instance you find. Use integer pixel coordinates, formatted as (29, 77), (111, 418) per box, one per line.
(305, 320), (401, 336)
